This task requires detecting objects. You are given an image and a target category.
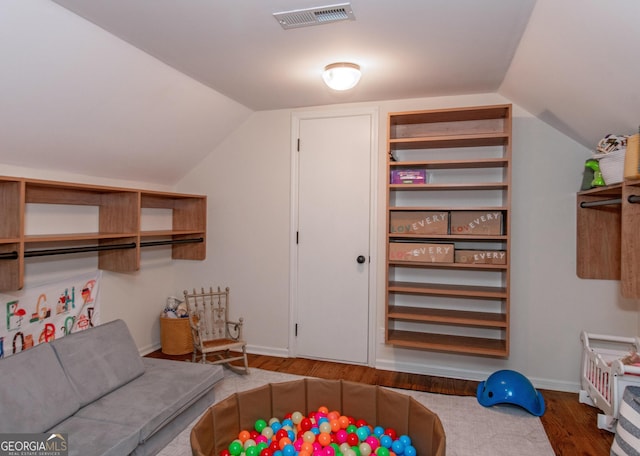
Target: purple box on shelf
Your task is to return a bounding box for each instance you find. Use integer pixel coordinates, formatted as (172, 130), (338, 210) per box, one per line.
(390, 169), (427, 184)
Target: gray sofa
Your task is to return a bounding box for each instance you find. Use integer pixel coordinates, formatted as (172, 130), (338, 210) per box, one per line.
(0, 319), (224, 456)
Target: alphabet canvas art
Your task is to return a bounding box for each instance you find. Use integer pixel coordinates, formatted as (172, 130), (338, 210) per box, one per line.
(0, 271), (101, 358)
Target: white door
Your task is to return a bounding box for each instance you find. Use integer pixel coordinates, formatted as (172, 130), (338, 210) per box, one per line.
(294, 112), (374, 364)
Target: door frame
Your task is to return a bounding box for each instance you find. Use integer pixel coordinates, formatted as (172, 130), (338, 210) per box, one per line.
(289, 107), (379, 366)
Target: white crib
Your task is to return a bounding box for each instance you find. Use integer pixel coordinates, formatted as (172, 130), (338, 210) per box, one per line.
(579, 331), (640, 431)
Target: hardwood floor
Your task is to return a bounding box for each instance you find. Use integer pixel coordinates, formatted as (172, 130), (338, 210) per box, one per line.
(148, 351), (614, 455)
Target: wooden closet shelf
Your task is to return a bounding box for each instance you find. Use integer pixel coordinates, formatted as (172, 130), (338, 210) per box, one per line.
(387, 329), (508, 357)
(387, 306), (507, 327)
(388, 281), (507, 298)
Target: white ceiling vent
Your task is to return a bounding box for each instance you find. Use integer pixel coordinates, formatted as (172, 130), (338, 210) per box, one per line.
(273, 3), (355, 30)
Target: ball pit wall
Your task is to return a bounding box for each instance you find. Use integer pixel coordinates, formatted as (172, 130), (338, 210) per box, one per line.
(190, 378), (445, 456)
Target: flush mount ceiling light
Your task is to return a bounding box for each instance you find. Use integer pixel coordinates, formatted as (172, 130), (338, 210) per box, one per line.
(322, 62), (361, 91)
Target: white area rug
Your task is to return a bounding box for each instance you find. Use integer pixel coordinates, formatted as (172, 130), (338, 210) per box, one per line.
(158, 368), (554, 456)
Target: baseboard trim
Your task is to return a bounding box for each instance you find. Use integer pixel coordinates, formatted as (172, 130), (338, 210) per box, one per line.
(375, 358), (580, 393)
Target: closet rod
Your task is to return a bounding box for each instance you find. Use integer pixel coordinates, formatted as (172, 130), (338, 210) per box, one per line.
(580, 195), (640, 208)
(580, 198), (621, 208)
(24, 242), (137, 258)
(140, 237), (204, 248)
(0, 237), (204, 260)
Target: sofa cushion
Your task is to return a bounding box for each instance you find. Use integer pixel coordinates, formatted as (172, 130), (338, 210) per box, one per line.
(50, 319), (145, 407)
(0, 342), (79, 433)
(49, 415), (140, 456)
(76, 358), (224, 443)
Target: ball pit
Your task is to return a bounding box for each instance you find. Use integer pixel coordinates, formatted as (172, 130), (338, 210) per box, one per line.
(190, 378), (445, 456)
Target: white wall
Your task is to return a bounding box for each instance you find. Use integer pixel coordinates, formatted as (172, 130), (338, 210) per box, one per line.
(175, 93), (639, 392)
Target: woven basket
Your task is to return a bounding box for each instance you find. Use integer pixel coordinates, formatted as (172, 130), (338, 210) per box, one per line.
(596, 147), (626, 185)
(160, 316), (193, 355)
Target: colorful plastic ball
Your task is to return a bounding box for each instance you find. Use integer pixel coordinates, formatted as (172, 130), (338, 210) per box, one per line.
(279, 438), (293, 450)
(376, 447), (390, 456)
(292, 412), (304, 425)
(398, 436), (411, 447)
(324, 446), (335, 456)
(251, 431), (260, 440)
(344, 448), (357, 456)
(351, 445), (361, 456)
(220, 449), (231, 456)
(355, 419), (368, 428)
(301, 442), (314, 454)
(311, 427), (320, 436)
(244, 439), (257, 449)
(256, 435), (269, 445)
(379, 435), (392, 449)
(270, 441), (280, 452)
(271, 422), (283, 433)
(403, 446), (415, 456)
(335, 430), (348, 444)
(258, 442), (269, 452)
(338, 416), (350, 429)
(246, 446), (259, 456)
(356, 427), (369, 441)
(383, 429), (397, 441)
(319, 422), (332, 434)
(303, 431), (316, 444)
(391, 440), (404, 455)
(261, 449), (273, 456)
(293, 439), (303, 451)
(373, 426), (384, 437)
(299, 451), (311, 456)
(359, 442), (372, 456)
(255, 419), (268, 433)
(364, 436), (379, 451)
(318, 432), (332, 447)
(229, 441), (243, 456)
(346, 425), (358, 435)
(276, 430), (289, 441)
(239, 430), (251, 442)
(288, 430), (296, 441)
(282, 444), (296, 456)
(300, 418), (313, 432)
(346, 433), (359, 447)
(327, 411), (340, 421)
(273, 451), (283, 456)
(282, 419), (294, 428)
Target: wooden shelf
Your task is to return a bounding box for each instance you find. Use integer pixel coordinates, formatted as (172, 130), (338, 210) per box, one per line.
(389, 133), (509, 150)
(389, 183), (508, 191)
(386, 329), (508, 357)
(389, 206), (508, 212)
(24, 232), (138, 243)
(0, 176), (207, 290)
(388, 281), (507, 298)
(389, 158), (509, 169)
(389, 260), (507, 270)
(385, 104), (511, 357)
(388, 306), (507, 327)
(389, 233), (508, 241)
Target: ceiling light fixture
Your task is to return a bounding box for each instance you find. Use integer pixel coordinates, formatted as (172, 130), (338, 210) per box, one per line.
(322, 62), (361, 91)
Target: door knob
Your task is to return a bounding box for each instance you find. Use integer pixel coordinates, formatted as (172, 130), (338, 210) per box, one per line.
(356, 255), (366, 264)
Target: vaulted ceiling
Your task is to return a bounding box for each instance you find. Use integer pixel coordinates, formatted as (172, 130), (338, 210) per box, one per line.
(1, 0), (639, 184)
